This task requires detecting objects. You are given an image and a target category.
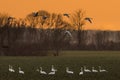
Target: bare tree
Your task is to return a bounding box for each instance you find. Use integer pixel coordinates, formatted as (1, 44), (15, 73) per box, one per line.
(0, 13), (10, 27)
(25, 10), (50, 28)
(48, 13), (72, 56)
(70, 9), (92, 48)
(0, 13), (13, 55)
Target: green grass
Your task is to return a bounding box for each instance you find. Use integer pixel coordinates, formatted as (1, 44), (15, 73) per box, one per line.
(0, 51), (120, 80)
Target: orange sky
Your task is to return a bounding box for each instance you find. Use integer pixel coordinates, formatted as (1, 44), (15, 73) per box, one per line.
(0, 0), (120, 30)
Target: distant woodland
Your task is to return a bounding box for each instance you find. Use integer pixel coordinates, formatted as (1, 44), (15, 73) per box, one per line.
(0, 10), (120, 56)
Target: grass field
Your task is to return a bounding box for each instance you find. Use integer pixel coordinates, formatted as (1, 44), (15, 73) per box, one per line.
(0, 51), (120, 80)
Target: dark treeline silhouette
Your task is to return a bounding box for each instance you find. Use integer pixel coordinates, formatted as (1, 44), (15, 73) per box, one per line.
(0, 10), (120, 56)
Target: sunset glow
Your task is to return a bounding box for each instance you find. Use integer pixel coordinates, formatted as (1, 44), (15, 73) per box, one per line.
(0, 0), (120, 30)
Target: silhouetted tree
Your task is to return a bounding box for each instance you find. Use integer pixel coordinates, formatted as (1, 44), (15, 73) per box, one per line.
(49, 14), (72, 56)
(70, 9), (92, 48)
(25, 10), (50, 28)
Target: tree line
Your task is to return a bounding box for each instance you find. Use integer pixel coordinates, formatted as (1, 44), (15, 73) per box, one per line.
(0, 10), (120, 56)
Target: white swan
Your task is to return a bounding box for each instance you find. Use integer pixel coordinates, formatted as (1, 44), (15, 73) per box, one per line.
(40, 67), (47, 75)
(84, 66), (91, 72)
(66, 67), (74, 74)
(99, 66), (107, 72)
(92, 67), (98, 72)
(48, 71), (55, 75)
(19, 67), (24, 74)
(9, 65), (15, 72)
(65, 31), (72, 37)
(51, 65), (57, 72)
(79, 67), (83, 75)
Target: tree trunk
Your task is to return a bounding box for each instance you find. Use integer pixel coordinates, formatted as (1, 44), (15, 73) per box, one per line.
(77, 29), (82, 48)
